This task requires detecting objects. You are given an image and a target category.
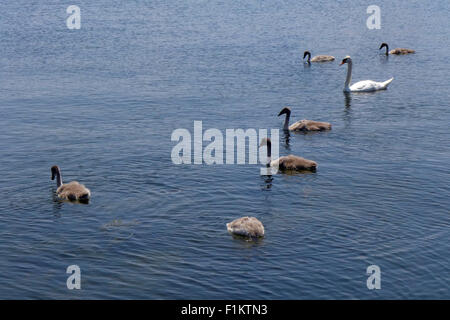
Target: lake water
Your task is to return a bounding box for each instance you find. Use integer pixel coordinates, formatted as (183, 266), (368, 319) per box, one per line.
(0, 0), (448, 299)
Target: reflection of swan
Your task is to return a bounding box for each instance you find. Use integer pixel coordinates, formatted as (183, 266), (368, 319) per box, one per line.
(281, 130), (291, 149)
(303, 51), (335, 63)
(227, 217), (264, 238)
(340, 56), (393, 92)
(343, 92), (353, 128)
(51, 165), (90, 202)
(259, 138), (317, 172)
(261, 175), (273, 190)
(379, 43), (415, 55)
(279, 107), (331, 132)
(344, 92), (352, 108)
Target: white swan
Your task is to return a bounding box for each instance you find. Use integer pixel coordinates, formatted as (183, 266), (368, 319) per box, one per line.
(340, 56), (394, 92)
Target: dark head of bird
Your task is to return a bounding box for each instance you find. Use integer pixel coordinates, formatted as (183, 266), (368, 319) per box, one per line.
(278, 107), (291, 117)
(51, 165), (63, 188)
(339, 56), (350, 66)
(379, 42), (389, 55)
(303, 50), (311, 61)
(51, 165), (60, 180)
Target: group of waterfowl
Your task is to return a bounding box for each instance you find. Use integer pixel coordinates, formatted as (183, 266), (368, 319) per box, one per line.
(304, 42), (415, 65)
(304, 42), (414, 92)
(227, 42), (415, 240)
(50, 42), (415, 241)
(229, 107), (328, 239)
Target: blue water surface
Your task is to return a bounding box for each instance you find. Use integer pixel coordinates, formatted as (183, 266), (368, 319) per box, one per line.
(0, 0), (448, 299)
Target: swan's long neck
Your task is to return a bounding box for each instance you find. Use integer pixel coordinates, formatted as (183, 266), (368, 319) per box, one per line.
(384, 44), (389, 55)
(283, 112), (291, 130)
(306, 52), (311, 62)
(55, 170), (63, 188)
(344, 59), (353, 91)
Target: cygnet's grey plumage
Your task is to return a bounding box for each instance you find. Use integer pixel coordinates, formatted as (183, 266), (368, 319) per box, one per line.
(227, 217), (265, 238)
(51, 165), (90, 202)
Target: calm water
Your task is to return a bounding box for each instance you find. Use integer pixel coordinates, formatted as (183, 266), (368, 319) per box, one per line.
(0, 0), (449, 299)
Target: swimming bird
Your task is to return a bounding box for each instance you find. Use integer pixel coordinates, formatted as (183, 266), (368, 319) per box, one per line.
(259, 138), (317, 172)
(227, 217), (264, 238)
(303, 50), (335, 63)
(51, 165), (90, 202)
(278, 107), (331, 132)
(379, 43), (415, 55)
(340, 56), (394, 92)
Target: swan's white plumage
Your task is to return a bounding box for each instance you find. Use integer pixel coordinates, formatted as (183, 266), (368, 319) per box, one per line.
(341, 56), (394, 92)
(347, 78), (394, 92)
